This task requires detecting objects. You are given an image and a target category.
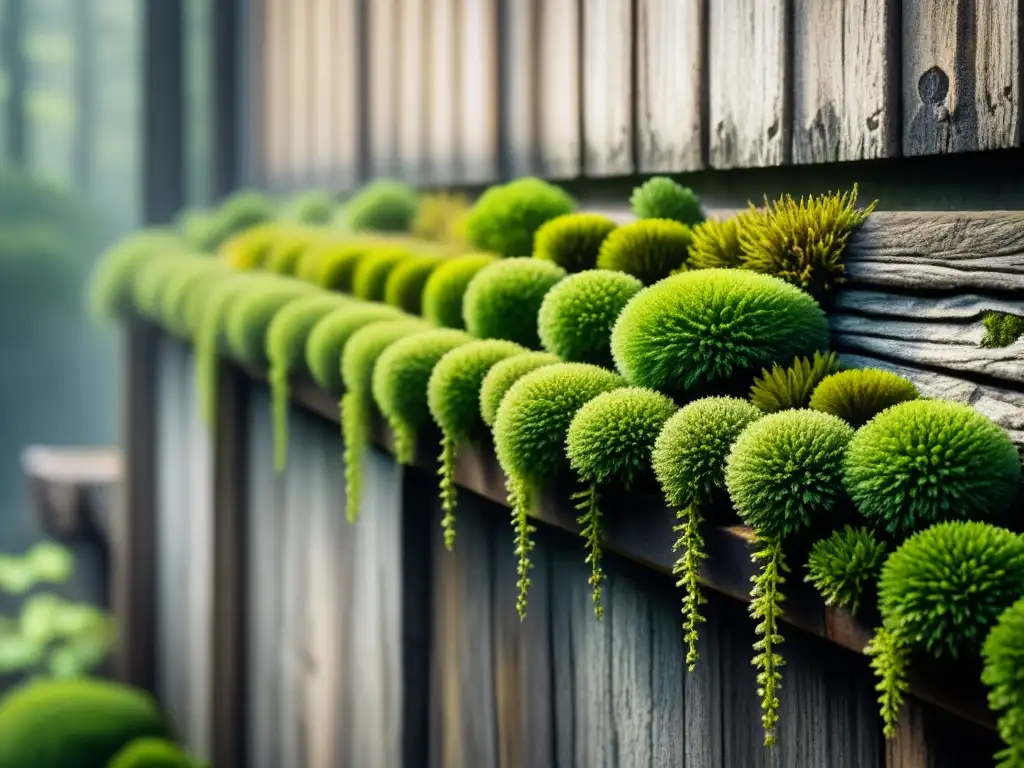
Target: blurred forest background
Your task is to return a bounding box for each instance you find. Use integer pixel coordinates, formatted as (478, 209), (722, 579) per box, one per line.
(0, 0), (214, 551)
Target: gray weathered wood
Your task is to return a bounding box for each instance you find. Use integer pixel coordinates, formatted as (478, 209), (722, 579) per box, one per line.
(286, 0), (312, 186)
(427, 0), (460, 184)
(397, 0), (429, 184)
(719, 599), (771, 768)
(834, 291), (1024, 320)
(902, 0), (1020, 155)
(582, 0), (634, 176)
(885, 697), (1005, 768)
(309, 0), (338, 186)
(369, 0), (400, 178)
(500, 0), (539, 177)
(459, 0), (500, 183)
(635, 0), (704, 172)
(708, 0), (789, 168)
(332, 0), (361, 189)
(684, 595), (725, 768)
(609, 571), (654, 766)
(538, 0), (582, 178)
(261, 0), (289, 185)
(792, 0), (898, 163)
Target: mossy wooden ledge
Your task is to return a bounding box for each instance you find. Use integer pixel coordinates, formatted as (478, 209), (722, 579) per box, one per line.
(229, 348), (997, 733)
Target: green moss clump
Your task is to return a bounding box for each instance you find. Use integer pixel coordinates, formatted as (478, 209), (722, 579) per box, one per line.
(725, 409), (855, 745)
(280, 189), (336, 225)
(428, 340), (527, 548)
(843, 400), (1021, 535)
(131, 253), (198, 322)
(266, 293), (353, 470)
(264, 227), (326, 276)
(982, 311), (1024, 348)
(809, 368), (919, 428)
(479, 351), (561, 427)
(611, 269), (830, 395)
(493, 363), (624, 617)
(195, 189), (275, 252)
(411, 192), (470, 242)
(652, 397), (763, 668)
(0, 678), (170, 768)
(533, 213), (618, 272)
(870, 521), (1024, 737)
(305, 304), (406, 393)
(983, 597), (1024, 767)
(738, 186), (876, 298)
(383, 253), (448, 314)
(157, 259), (231, 336)
(341, 180), (420, 233)
(217, 223), (278, 270)
(341, 319), (432, 520)
(312, 240), (372, 292)
(421, 252), (498, 328)
(223, 281), (317, 365)
(537, 270), (643, 368)
(88, 230), (189, 320)
(749, 351), (840, 413)
(688, 213), (751, 270)
(630, 177), (704, 227)
(351, 247), (415, 301)
(464, 177), (576, 258)
(462, 257), (566, 347)
(805, 526), (887, 615)
(596, 219), (692, 285)
(106, 738), (199, 768)
(566, 388), (677, 617)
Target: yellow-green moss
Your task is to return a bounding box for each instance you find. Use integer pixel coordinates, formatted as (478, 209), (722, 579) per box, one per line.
(421, 252), (499, 328)
(351, 246), (416, 301)
(217, 223), (279, 270)
(88, 229), (189, 320)
(383, 253), (448, 314)
(305, 303), (407, 393)
(223, 281), (317, 365)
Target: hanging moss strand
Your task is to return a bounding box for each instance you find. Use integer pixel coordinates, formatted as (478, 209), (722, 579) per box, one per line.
(750, 536), (788, 747)
(439, 432), (459, 550)
(866, 626), (910, 739)
(270, 364), (290, 472)
(342, 391), (368, 523)
(509, 476), (536, 620)
(672, 500), (707, 670)
(573, 484), (605, 620)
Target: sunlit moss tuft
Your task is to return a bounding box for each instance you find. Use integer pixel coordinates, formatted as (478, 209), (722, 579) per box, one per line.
(532, 213), (618, 272)
(305, 303), (406, 393)
(629, 177), (704, 227)
(479, 351), (561, 427)
(462, 257), (566, 347)
(464, 177), (576, 257)
(383, 253), (448, 314)
(596, 219), (692, 285)
(421, 252), (499, 328)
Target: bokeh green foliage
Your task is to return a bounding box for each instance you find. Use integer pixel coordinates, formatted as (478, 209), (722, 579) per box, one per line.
(106, 738), (204, 768)
(223, 281), (317, 365)
(629, 177), (704, 227)
(351, 246), (416, 302)
(464, 177), (576, 258)
(340, 180), (420, 233)
(187, 189), (275, 252)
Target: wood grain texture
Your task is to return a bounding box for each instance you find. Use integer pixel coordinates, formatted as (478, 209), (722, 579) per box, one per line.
(332, 0), (361, 189)
(538, 0), (582, 178)
(459, 0), (500, 182)
(397, 0), (429, 184)
(792, 0), (898, 163)
(308, 0), (337, 185)
(500, 0), (540, 177)
(582, 0), (634, 176)
(286, 0), (313, 186)
(708, 0), (789, 168)
(369, 0), (400, 178)
(427, 0), (461, 184)
(902, 0), (1020, 155)
(885, 698), (1005, 768)
(635, 0), (704, 172)
(261, 0), (289, 185)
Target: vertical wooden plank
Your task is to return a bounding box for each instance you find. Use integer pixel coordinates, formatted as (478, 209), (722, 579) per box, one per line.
(886, 698), (1006, 768)
(402, 469), (434, 768)
(397, 0), (429, 184)
(792, 0), (898, 163)
(369, 0), (399, 178)
(719, 599), (772, 768)
(635, 0), (704, 172)
(582, 0), (634, 176)
(309, 0), (337, 184)
(500, 0), (539, 177)
(333, 0), (360, 190)
(609, 571), (655, 766)
(902, 0), (1020, 155)
(708, 0), (789, 168)
(459, 0), (500, 182)
(775, 634), (833, 767)
(262, 0), (289, 187)
(287, 0), (311, 187)
(427, 0), (460, 184)
(684, 593), (726, 768)
(648, 574), (687, 767)
(538, 0), (582, 178)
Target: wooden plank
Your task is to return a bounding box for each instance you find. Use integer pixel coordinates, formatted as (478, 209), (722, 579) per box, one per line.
(262, 0), (289, 186)
(708, 0), (789, 168)
(582, 0), (634, 176)
(459, 0), (500, 182)
(538, 0), (582, 178)
(332, 0), (360, 189)
(684, 593), (726, 768)
(397, 0), (429, 184)
(902, 0), (1020, 155)
(500, 0), (539, 177)
(609, 568), (656, 766)
(369, 0), (400, 178)
(885, 698), (1006, 768)
(427, 0), (460, 184)
(719, 598), (771, 768)
(309, 0), (338, 185)
(286, 0), (312, 187)
(792, 0), (898, 163)
(635, 0), (704, 172)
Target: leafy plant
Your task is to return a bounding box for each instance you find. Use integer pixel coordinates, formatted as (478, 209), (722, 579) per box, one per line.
(749, 351), (840, 413)
(982, 311), (1024, 348)
(596, 219), (692, 285)
(304, 304), (405, 394)
(107, 737), (206, 768)
(688, 213), (754, 270)
(341, 180), (420, 233)
(478, 351), (560, 427)
(725, 410), (854, 745)
(427, 340), (526, 548)
(532, 213), (618, 272)
(537, 270), (643, 368)
(630, 177), (704, 227)
(652, 397), (762, 668)
(566, 388), (677, 617)
(421, 253), (498, 329)
(264, 227), (329, 276)
(983, 597), (1024, 767)
(464, 177), (576, 258)
(809, 368), (919, 428)
(611, 269), (830, 394)
(462, 258), (566, 348)
(737, 186), (876, 298)
(493, 363), (624, 618)
(843, 400), (1021, 535)
(805, 526), (887, 614)
(383, 253), (448, 314)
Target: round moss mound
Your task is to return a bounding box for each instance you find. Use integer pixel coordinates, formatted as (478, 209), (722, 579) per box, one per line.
(596, 219), (692, 285)
(0, 678), (171, 768)
(311, 240), (370, 292)
(421, 252), (498, 328)
(537, 269), (642, 368)
(462, 257), (566, 347)
(611, 268), (830, 394)
(749, 351), (841, 414)
(217, 223), (278, 270)
(384, 253), (447, 314)
(688, 214), (749, 270)
(106, 738), (197, 768)
(983, 597), (1024, 768)
(805, 525), (887, 615)
(725, 410), (854, 540)
(843, 400), (1022, 535)
(342, 180), (419, 233)
(305, 303), (406, 393)
(351, 246), (415, 301)
(223, 282), (316, 365)
(464, 177), (576, 258)
(89, 230), (188, 320)
(158, 259), (230, 336)
(131, 253), (197, 322)
(809, 368), (920, 428)
(479, 351), (561, 427)
(533, 213), (618, 272)
(194, 189), (275, 252)
(264, 227), (326, 276)
(280, 189), (336, 225)
(630, 177), (704, 227)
